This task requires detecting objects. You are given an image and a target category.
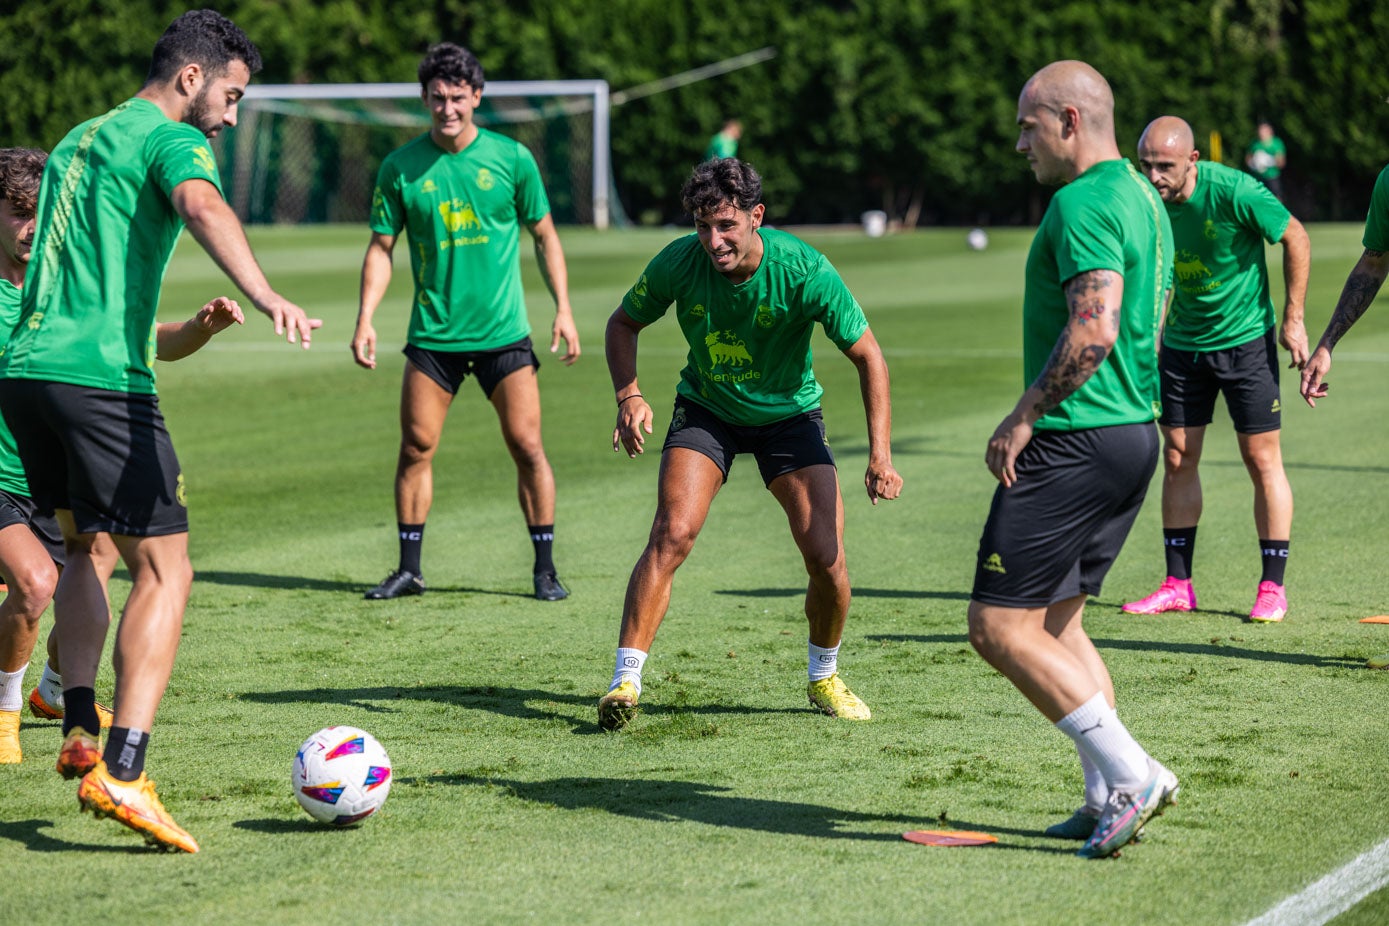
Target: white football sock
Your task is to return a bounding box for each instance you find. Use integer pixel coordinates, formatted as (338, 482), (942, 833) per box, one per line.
(611, 648), (647, 694)
(1079, 747), (1108, 812)
(0, 667), (25, 712)
(808, 641), (839, 682)
(37, 663), (63, 708)
(1056, 692), (1149, 789)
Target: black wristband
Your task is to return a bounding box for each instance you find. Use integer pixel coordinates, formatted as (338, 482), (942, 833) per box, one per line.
(617, 394), (643, 407)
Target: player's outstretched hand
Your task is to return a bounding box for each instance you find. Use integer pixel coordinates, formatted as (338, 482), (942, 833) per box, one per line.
(194, 296), (245, 335)
(1300, 346), (1332, 408)
(986, 412), (1033, 487)
(613, 396), (653, 458)
(1280, 318), (1310, 369)
(551, 311), (581, 366)
(864, 459), (903, 505)
(258, 295), (322, 349)
(352, 321), (378, 370)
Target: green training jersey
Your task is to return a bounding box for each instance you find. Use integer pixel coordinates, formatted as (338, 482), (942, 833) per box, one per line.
(371, 129), (550, 352)
(1161, 162), (1290, 352)
(0, 98), (222, 394)
(1023, 159), (1173, 433)
(621, 228), (868, 427)
(0, 280), (29, 496)
(1362, 164), (1389, 252)
(1248, 136), (1286, 180)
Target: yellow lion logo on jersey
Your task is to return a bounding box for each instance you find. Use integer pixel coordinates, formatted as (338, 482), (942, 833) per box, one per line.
(439, 200), (480, 233)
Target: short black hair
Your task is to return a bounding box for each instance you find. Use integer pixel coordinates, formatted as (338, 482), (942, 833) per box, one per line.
(681, 158), (763, 216)
(146, 9), (262, 84)
(0, 147), (47, 215)
(418, 43), (485, 92)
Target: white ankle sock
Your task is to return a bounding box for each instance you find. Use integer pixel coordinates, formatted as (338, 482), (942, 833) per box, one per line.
(611, 648), (647, 694)
(0, 667), (25, 712)
(808, 641), (839, 681)
(38, 663), (63, 707)
(1056, 692), (1150, 789)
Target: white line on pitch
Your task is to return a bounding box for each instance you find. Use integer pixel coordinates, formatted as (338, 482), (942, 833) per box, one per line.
(1243, 837), (1389, 926)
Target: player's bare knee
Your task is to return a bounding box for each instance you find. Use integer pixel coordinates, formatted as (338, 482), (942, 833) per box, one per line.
(3, 560), (59, 621)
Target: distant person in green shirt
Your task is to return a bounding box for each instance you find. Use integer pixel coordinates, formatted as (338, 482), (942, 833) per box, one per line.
(353, 43), (579, 604)
(969, 61), (1178, 861)
(0, 147), (245, 768)
(703, 119), (742, 161)
(0, 10), (319, 854)
(1300, 165), (1389, 671)
(1245, 121), (1287, 201)
(597, 157), (901, 732)
(1126, 116), (1309, 624)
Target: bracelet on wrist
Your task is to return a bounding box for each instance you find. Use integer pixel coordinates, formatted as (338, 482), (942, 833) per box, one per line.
(617, 393), (643, 407)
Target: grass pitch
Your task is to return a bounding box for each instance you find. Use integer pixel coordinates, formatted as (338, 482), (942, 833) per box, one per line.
(1, 223), (1386, 925)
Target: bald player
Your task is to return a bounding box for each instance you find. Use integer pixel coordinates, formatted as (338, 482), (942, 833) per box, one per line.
(967, 61), (1178, 860)
(1126, 116), (1310, 624)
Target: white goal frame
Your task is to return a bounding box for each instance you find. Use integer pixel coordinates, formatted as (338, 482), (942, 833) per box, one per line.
(239, 80), (612, 228)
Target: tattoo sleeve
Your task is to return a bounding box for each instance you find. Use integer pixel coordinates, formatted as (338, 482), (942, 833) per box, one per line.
(1322, 249), (1388, 349)
(1029, 270), (1120, 417)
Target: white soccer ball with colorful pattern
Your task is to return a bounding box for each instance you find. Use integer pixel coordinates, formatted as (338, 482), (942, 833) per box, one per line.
(292, 726), (393, 825)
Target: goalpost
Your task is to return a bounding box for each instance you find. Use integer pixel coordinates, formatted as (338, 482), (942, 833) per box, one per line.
(220, 80), (614, 228)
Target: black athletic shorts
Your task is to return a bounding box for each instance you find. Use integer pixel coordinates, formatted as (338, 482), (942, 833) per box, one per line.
(1159, 327), (1281, 434)
(971, 422), (1158, 608)
(662, 396), (836, 487)
(404, 338), (540, 399)
(0, 488), (64, 566)
(0, 380), (188, 537)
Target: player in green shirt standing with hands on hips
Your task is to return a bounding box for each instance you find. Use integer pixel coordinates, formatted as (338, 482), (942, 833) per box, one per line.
(598, 158), (901, 731)
(1125, 116), (1310, 623)
(353, 43), (579, 603)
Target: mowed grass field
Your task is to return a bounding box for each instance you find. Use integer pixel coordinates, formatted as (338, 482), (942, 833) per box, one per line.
(2, 222), (1387, 925)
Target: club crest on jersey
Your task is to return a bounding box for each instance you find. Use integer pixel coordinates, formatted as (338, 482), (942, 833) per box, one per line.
(475, 168), (495, 190)
(688, 303), (706, 318)
(754, 305), (778, 329)
(1202, 219), (1218, 241)
(420, 179), (438, 194)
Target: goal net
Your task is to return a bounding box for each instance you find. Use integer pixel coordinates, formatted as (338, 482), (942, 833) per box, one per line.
(214, 81), (618, 228)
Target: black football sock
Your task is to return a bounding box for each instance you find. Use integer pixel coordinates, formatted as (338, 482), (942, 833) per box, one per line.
(104, 727), (149, 782)
(62, 687), (99, 737)
(398, 523), (425, 575)
(1260, 539), (1289, 585)
(529, 524), (555, 575)
(1163, 527), (1197, 580)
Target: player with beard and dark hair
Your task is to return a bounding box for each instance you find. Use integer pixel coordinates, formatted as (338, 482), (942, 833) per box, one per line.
(0, 10), (318, 852)
(597, 157), (901, 730)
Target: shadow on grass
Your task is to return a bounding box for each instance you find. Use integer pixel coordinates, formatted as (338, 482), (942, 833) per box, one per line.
(233, 818), (352, 835)
(235, 685), (803, 733)
(407, 775), (1069, 852)
(0, 818), (152, 853)
(194, 570), (536, 599)
(866, 632), (1365, 669)
(716, 587), (970, 601)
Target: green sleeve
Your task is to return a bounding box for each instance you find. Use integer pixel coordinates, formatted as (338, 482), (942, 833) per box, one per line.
(513, 145), (551, 225)
(803, 256), (868, 350)
(620, 248), (676, 324)
(1363, 165), (1389, 252)
(147, 122), (223, 197)
(368, 159), (404, 235)
(1051, 195), (1125, 283)
(1231, 171), (1291, 243)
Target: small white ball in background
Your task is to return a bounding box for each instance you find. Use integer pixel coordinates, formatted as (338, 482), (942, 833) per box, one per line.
(1249, 150), (1276, 173)
(966, 227), (989, 251)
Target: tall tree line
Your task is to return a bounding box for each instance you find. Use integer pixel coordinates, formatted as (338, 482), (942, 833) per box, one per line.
(3, 0), (1385, 224)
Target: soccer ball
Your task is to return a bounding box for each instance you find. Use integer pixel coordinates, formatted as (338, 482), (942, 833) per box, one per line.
(292, 726), (393, 826)
(966, 227), (989, 251)
(1249, 150), (1276, 173)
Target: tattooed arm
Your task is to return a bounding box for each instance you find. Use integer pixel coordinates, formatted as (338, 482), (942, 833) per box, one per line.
(1300, 248), (1389, 407)
(985, 269), (1124, 486)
